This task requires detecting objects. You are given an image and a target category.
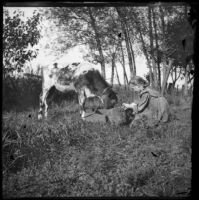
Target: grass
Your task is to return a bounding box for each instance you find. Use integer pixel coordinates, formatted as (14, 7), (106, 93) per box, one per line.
(2, 82), (192, 197)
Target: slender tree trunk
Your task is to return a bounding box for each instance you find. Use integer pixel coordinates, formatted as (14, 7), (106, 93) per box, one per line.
(184, 64), (189, 99)
(119, 39), (128, 85)
(126, 25), (136, 75)
(132, 13), (154, 87)
(115, 62), (121, 86)
(116, 7), (135, 80)
(111, 53), (115, 86)
(183, 4), (189, 100)
(149, 6), (158, 90)
(161, 59), (174, 95)
(123, 24), (135, 80)
(152, 7), (161, 90)
(159, 5), (167, 91)
(88, 7), (106, 79)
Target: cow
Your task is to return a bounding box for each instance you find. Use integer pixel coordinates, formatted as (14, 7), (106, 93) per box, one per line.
(38, 62), (118, 120)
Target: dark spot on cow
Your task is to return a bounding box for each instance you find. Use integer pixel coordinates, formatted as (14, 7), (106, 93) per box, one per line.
(23, 125), (26, 129)
(118, 32), (122, 38)
(76, 69), (110, 96)
(72, 62), (80, 66)
(53, 63), (58, 68)
(28, 114), (31, 118)
(57, 66), (74, 85)
(49, 74), (53, 78)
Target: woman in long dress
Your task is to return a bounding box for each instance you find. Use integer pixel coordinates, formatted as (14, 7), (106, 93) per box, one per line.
(122, 76), (170, 127)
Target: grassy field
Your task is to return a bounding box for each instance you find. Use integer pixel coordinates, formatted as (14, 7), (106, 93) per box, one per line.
(2, 83), (192, 197)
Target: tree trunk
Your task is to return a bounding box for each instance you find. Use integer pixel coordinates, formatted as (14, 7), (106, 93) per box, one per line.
(161, 59), (174, 96)
(119, 39), (129, 86)
(126, 25), (136, 75)
(183, 5), (189, 101)
(148, 6), (158, 90)
(170, 66), (182, 87)
(116, 7), (135, 80)
(184, 64), (189, 99)
(111, 53), (115, 86)
(115, 62), (121, 86)
(152, 7), (161, 90)
(88, 7), (106, 79)
(159, 5), (167, 91)
(132, 13), (154, 87)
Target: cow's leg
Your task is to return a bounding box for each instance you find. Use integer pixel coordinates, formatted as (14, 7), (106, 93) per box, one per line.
(78, 90), (86, 119)
(38, 92), (44, 120)
(44, 89), (50, 118)
(84, 87), (100, 112)
(38, 88), (50, 120)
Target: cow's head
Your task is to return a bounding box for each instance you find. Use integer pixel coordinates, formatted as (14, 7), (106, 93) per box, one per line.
(129, 76), (149, 92)
(101, 87), (118, 109)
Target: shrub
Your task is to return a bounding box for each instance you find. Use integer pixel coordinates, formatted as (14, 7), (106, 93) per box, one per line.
(3, 75), (79, 112)
(3, 75), (42, 111)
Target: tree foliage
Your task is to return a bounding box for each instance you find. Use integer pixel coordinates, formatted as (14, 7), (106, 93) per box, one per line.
(3, 9), (41, 75)
(3, 4), (193, 89)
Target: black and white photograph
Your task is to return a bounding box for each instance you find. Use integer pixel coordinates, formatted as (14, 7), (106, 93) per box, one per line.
(3, 1), (197, 197)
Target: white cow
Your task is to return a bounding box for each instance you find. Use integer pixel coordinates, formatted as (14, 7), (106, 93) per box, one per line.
(38, 62), (118, 120)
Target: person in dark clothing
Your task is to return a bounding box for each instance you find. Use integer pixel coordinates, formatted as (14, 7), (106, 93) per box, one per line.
(122, 76), (170, 127)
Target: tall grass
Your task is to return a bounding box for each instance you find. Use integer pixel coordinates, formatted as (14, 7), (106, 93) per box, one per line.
(2, 77), (192, 197)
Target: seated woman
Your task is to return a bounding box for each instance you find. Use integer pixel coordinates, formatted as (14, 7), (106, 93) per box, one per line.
(122, 76), (170, 127)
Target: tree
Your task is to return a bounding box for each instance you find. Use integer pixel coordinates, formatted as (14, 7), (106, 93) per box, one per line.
(148, 5), (159, 90)
(128, 7), (155, 87)
(158, 4), (192, 95)
(3, 9), (41, 76)
(115, 7), (136, 80)
(118, 39), (129, 86)
(170, 66), (183, 88)
(39, 5), (191, 91)
(43, 7), (108, 78)
(152, 7), (161, 90)
(87, 7), (106, 79)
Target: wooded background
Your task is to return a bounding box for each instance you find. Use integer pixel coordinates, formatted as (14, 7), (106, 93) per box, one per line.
(3, 3), (194, 97)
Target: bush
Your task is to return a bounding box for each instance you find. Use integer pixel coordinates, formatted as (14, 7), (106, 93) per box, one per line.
(3, 75), (42, 111)
(3, 75), (79, 112)
(165, 90), (191, 106)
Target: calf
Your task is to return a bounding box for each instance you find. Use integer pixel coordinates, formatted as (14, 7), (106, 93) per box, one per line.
(38, 62), (118, 120)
